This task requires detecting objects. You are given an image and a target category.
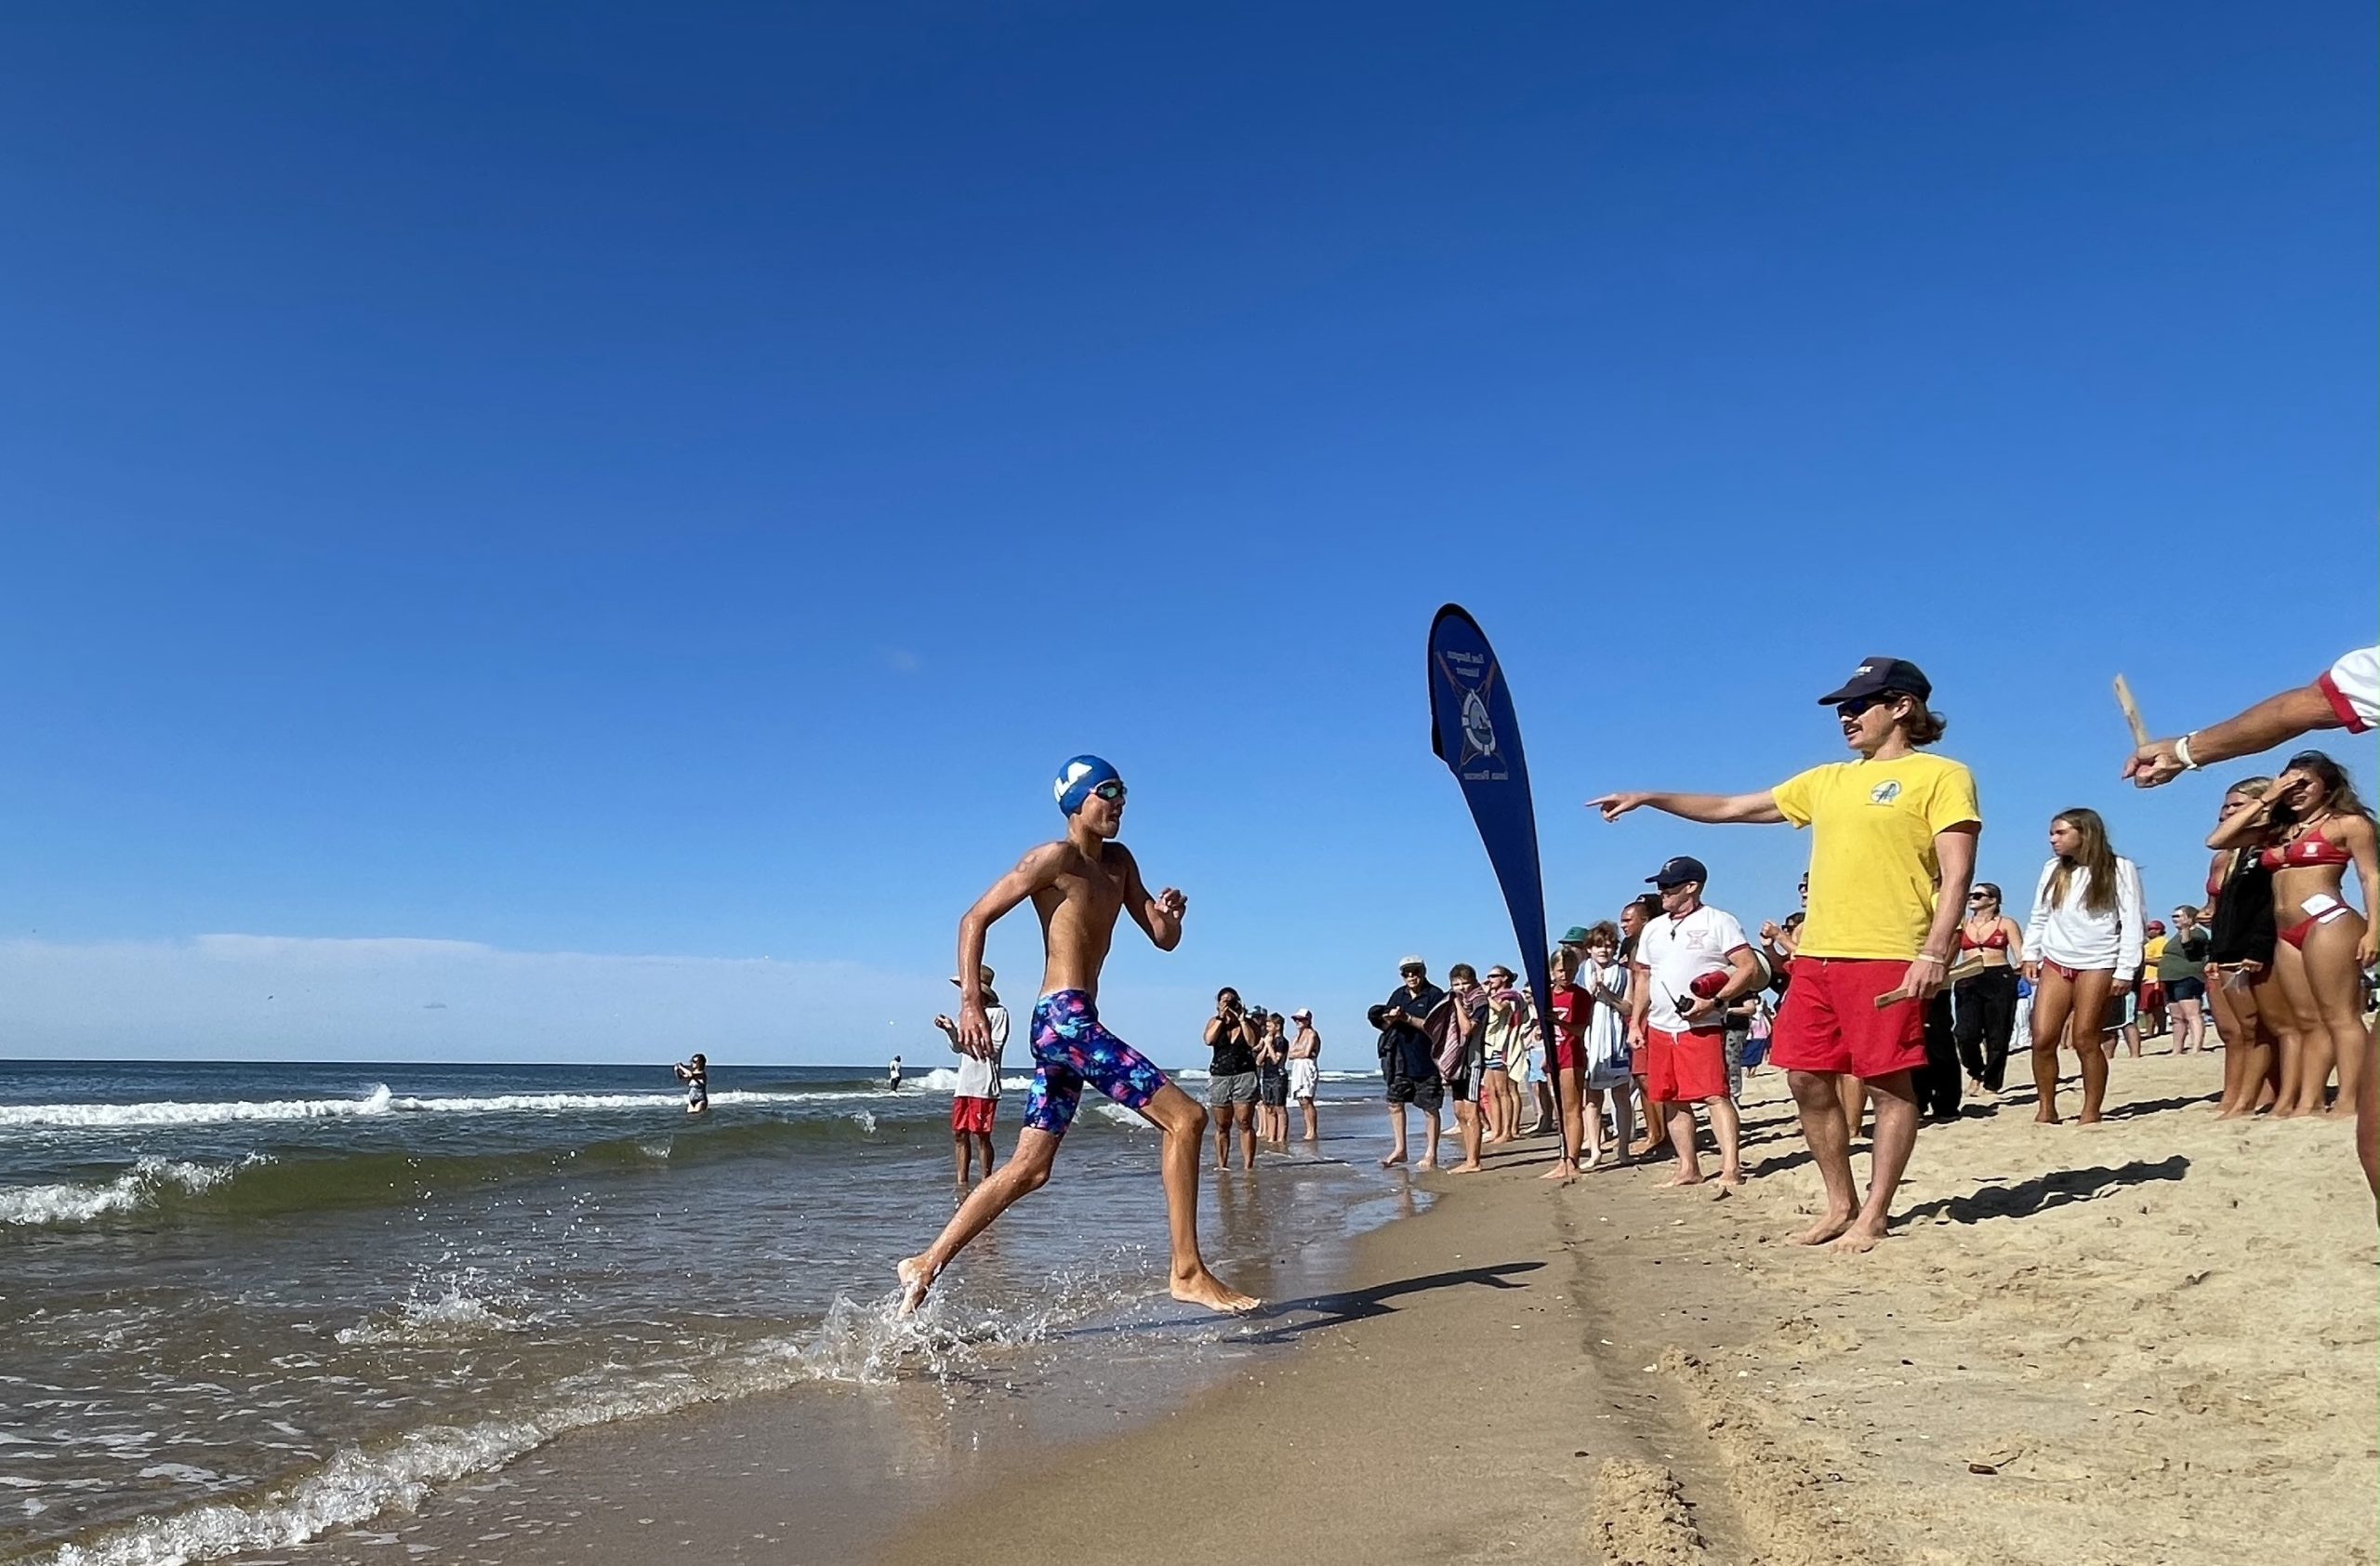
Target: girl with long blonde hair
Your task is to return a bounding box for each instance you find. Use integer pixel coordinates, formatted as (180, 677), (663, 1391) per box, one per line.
(2024, 807), (2145, 1124)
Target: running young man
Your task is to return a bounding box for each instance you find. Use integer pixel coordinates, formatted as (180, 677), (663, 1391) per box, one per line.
(898, 756), (1259, 1315)
(1593, 657), (1979, 1254)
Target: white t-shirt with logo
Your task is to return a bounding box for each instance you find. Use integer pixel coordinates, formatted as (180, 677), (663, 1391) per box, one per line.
(2320, 646), (2377, 733)
(952, 1005), (1010, 1098)
(1633, 905), (1752, 1034)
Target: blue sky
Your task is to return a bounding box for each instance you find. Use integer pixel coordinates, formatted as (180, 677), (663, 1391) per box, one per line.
(1, 2), (2373, 1066)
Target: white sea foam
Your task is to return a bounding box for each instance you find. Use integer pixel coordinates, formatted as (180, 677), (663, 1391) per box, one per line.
(45, 1285), (1093, 1566)
(0, 1157), (260, 1228)
(333, 1286), (530, 1348)
(917, 1068), (1036, 1095)
(0, 1085), (866, 1131)
(844, 1108), (878, 1135)
(1091, 1102), (1156, 1129)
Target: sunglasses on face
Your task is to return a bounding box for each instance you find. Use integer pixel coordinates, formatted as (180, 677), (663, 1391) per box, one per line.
(1092, 780), (1127, 803)
(1835, 697), (1885, 720)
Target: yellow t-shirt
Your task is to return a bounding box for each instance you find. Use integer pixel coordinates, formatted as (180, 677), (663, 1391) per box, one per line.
(2142, 935), (2169, 972)
(1771, 752), (1981, 961)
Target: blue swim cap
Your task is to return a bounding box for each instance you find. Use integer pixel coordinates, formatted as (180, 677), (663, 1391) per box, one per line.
(1053, 755), (1122, 816)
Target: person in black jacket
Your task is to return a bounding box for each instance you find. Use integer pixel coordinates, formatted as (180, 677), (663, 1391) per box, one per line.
(1379, 957), (1445, 1169)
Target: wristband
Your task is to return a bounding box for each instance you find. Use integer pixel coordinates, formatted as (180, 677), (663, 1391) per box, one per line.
(1913, 952), (1948, 967)
(2175, 732), (2201, 771)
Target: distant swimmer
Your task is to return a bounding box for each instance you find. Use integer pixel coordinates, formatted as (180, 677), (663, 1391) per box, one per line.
(896, 755), (1261, 1317)
(674, 1053), (709, 1115)
(887, 1055), (904, 1092)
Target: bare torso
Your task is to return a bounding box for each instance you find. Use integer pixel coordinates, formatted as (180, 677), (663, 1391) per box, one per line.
(1030, 838), (1139, 1000)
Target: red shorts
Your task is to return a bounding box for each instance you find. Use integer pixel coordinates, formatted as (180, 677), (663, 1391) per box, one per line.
(950, 1095), (998, 1135)
(1643, 1026), (1727, 1104)
(1770, 957), (1926, 1081)
(1553, 1036), (1583, 1073)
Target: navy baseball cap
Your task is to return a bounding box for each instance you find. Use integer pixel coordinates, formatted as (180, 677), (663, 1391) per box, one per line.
(1646, 856), (1708, 889)
(1818, 657), (1931, 706)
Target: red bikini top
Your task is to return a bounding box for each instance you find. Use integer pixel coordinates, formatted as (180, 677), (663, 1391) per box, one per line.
(1959, 923), (2010, 950)
(2261, 832), (2352, 871)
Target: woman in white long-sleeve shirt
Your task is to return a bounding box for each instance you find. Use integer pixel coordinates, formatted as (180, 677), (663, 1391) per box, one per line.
(2023, 807), (2145, 1124)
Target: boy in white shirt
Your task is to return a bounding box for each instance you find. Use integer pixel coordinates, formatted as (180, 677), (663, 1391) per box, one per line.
(1628, 856), (1765, 1189)
(933, 965), (1009, 1183)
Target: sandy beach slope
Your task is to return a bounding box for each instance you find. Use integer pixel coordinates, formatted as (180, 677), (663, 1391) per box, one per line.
(877, 1049), (2377, 1566)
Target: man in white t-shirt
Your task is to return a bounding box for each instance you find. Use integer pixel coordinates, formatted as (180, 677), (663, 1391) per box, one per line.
(1628, 856), (1764, 1189)
(933, 965), (1010, 1184)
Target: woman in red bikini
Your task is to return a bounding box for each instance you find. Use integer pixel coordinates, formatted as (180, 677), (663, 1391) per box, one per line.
(2209, 751), (2377, 1120)
(2204, 778), (2299, 1118)
(1950, 882), (2024, 1095)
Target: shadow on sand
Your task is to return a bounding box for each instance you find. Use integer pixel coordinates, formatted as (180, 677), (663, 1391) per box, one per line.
(1900, 1154), (2190, 1225)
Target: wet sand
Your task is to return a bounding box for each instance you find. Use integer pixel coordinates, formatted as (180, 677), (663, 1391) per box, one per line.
(875, 1047), (2377, 1566)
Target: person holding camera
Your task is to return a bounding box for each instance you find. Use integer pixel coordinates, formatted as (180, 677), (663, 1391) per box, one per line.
(1378, 958), (1447, 1169)
(1204, 988), (1262, 1170)
(673, 1053), (708, 1115)
(933, 965), (1010, 1184)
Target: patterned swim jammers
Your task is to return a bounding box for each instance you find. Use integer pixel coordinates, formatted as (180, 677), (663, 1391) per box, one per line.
(1024, 989), (1170, 1135)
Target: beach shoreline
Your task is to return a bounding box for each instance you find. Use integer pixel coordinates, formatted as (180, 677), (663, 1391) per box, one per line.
(869, 1049), (2376, 1566)
(45, 1050), (2373, 1566)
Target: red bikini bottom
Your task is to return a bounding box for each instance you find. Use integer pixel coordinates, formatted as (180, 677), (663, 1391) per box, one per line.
(2280, 907), (2352, 949)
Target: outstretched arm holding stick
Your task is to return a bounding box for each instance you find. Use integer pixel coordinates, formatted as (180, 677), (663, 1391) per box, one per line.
(2122, 646), (2377, 788)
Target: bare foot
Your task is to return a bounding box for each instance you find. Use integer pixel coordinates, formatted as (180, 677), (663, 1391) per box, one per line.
(1414, 1157), (1438, 1171)
(1657, 1171), (1705, 1188)
(1790, 1210), (1855, 1246)
(895, 1255), (937, 1316)
(2033, 1109), (2062, 1125)
(2078, 1111), (2102, 1125)
(1378, 1151), (1408, 1169)
(1170, 1269), (1262, 1314)
(1538, 1165), (1577, 1184)
(1829, 1222), (1887, 1254)
(1448, 1160), (1484, 1174)
(1718, 1172), (1744, 1190)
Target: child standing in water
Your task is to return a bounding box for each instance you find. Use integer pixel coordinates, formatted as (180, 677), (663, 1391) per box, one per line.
(897, 756), (1260, 1317)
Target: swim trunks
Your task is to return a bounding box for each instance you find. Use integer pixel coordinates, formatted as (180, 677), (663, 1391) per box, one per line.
(1024, 990), (1169, 1135)
(1768, 957), (1926, 1081)
(950, 1095), (997, 1136)
(1643, 1025), (1727, 1104)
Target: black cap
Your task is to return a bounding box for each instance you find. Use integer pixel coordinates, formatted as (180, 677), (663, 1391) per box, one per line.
(1818, 656), (1931, 706)
(1646, 855), (1708, 889)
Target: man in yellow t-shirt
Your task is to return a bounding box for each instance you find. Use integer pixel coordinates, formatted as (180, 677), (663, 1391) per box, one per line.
(1591, 656), (1980, 1255)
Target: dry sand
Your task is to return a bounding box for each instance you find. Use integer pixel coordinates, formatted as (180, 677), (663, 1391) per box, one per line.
(877, 1048), (2378, 1566)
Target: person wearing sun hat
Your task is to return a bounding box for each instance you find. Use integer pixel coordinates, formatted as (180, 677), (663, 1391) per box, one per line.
(1591, 657), (1980, 1254)
(932, 964), (1007, 1184)
(1287, 1007), (1324, 1143)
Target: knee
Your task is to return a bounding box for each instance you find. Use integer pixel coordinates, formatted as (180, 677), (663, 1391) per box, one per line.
(1181, 1100), (1211, 1137)
(1012, 1157), (1054, 1194)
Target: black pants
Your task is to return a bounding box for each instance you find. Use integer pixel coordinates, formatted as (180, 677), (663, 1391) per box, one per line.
(1951, 968), (2019, 1092)
(1913, 991), (1962, 1120)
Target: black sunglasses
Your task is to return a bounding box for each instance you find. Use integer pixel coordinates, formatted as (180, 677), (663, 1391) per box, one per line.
(1835, 697), (1886, 720)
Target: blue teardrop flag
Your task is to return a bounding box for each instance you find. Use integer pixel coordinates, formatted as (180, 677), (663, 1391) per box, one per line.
(1426, 604), (1570, 1161)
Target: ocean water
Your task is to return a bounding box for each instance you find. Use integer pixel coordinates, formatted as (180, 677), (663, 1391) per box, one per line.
(0, 1058), (1398, 1566)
